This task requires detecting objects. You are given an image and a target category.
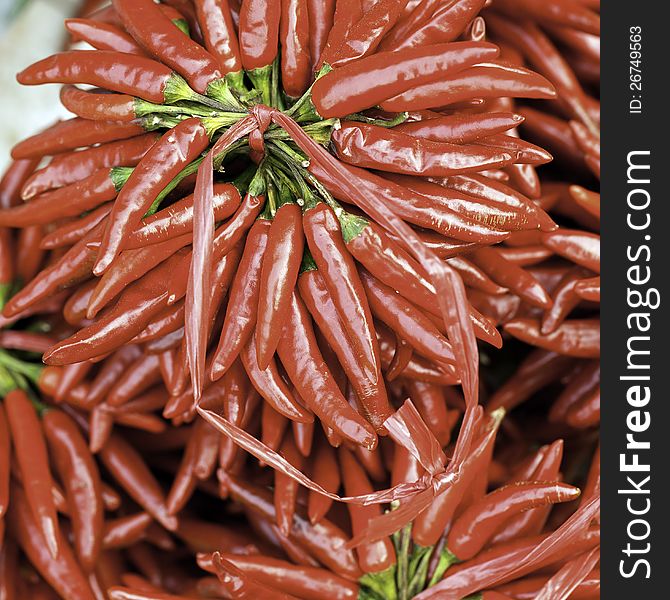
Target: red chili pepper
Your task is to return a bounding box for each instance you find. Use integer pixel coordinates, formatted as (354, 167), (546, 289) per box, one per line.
(395, 112), (523, 144)
(0, 229), (13, 307)
(340, 448), (396, 576)
(8, 483), (96, 600)
(263, 402), (289, 451)
(504, 318), (600, 358)
(103, 512), (153, 550)
(106, 354), (162, 407)
(277, 290), (378, 449)
(222, 473), (363, 580)
(274, 435), (305, 536)
(59, 85), (139, 122)
(493, 0), (600, 35)
(542, 229), (600, 273)
(0, 404), (9, 521)
(65, 18), (146, 55)
(332, 122), (514, 176)
(403, 379), (453, 447)
(0, 167), (123, 227)
(5, 389), (62, 560)
(303, 203), (381, 387)
(15, 225), (45, 284)
(95, 118), (209, 274)
(210, 216), (270, 379)
(23, 134), (156, 199)
(312, 41), (499, 118)
(318, 0), (363, 68)
(380, 62), (556, 113)
(565, 388), (600, 428)
(194, 0), (243, 76)
(42, 409), (104, 572)
(11, 118), (144, 160)
(292, 417), (314, 457)
(307, 436), (340, 525)
(307, 0), (335, 70)
(280, 0), (311, 98)
(114, 0), (223, 94)
(0, 157), (40, 208)
(17, 50), (196, 105)
(239, 0), (282, 70)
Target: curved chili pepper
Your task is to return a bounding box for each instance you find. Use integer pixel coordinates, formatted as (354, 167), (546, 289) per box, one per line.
(447, 482), (580, 560)
(0, 167), (122, 227)
(223, 473), (363, 580)
(274, 435), (305, 536)
(505, 318), (600, 358)
(215, 552), (359, 599)
(0, 157), (40, 208)
(303, 203), (381, 386)
(15, 224), (44, 283)
(194, 0), (243, 76)
(307, 0), (335, 69)
(280, 0), (311, 98)
(313, 41), (499, 118)
(132, 302), (185, 344)
(11, 118), (144, 160)
(277, 290), (377, 448)
(395, 112), (523, 144)
(106, 354), (162, 407)
(263, 402), (289, 451)
(114, 0), (222, 94)
(380, 62), (556, 113)
(99, 432), (177, 531)
(17, 50), (195, 105)
(403, 379), (453, 447)
(494, 0), (600, 35)
(43, 409), (104, 572)
(239, 0), (282, 70)
(44, 250), (187, 364)
(307, 436), (340, 525)
(332, 122), (514, 176)
(292, 417), (314, 458)
(59, 85), (139, 122)
(8, 484), (95, 600)
(340, 448), (396, 577)
(103, 513), (153, 550)
(5, 390), (61, 559)
(0, 404), (9, 521)
(256, 203), (303, 369)
(542, 229), (600, 273)
(298, 266), (391, 430)
(23, 134), (156, 199)
(95, 118), (209, 274)
(65, 18), (146, 55)
(210, 217), (270, 379)
(565, 387), (600, 428)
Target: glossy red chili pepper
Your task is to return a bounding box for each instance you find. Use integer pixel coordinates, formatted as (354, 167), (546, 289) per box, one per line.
(59, 85), (139, 122)
(505, 318), (600, 358)
(11, 118), (144, 160)
(395, 112), (523, 144)
(103, 512), (152, 550)
(303, 203), (381, 386)
(0, 167), (123, 227)
(114, 0), (223, 94)
(223, 473), (363, 580)
(403, 379), (453, 447)
(99, 432), (177, 531)
(312, 41), (499, 118)
(307, 0), (335, 69)
(15, 224), (45, 283)
(550, 361), (599, 423)
(332, 122), (513, 176)
(194, 0), (243, 76)
(65, 18), (145, 55)
(0, 157), (40, 208)
(280, 0), (311, 97)
(306, 436), (340, 525)
(17, 50), (193, 104)
(256, 203), (303, 369)
(8, 484), (95, 600)
(262, 402), (289, 451)
(44, 250), (188, 364)
(5, 389), (62, 559)
(106, 354), (162, 407)
(292, 416), (314, 457)
(340, 448), (396, 575)
(95, 118), (209, 274)
(380, 62), (556, 112)
(274, 435), (305, 536)
(277, 290), (377, 449)
(239, 0), (282, 70)
(42, 409), (104, 572)
(447, 482), (580, 560)
(318, 0), (363, 68)
(542, 229), (600, 273)
(494, 0), (600, 35)
(210, 217), (270, 379)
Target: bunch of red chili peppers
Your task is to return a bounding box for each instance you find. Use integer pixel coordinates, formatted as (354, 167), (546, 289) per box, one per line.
(0, 0), (600, 598)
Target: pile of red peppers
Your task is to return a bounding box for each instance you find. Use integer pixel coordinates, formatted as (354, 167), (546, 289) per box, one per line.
(0, 0), (600, 598)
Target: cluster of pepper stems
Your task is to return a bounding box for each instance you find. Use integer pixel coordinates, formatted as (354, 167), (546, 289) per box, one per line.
(0, 0), (600, 598)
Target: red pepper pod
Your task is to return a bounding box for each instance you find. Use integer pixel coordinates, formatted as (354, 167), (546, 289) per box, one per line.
(5, 390), (61, 559)
(59, 85), (138, 121)
(0, 157), (40, 208)
(0, 404), (10, 519)
(274, 435), (305, 536)
(0, 167), (120, 227)
(542, 229), (600, 273)
(114, 0), (223, 94)
(332, 122), (514, 177)
(298, 268), (392, 431)
(395, 112), (524, 144)
(23, 134), (157, 200)
(280, 0), (312, 98)
(303, 203), (381, 386)
(65, 18), (146, 55)
(494, 0), (600, 35)
(11, 118), (144, 160)
(504, 318), (600, 358)
(307, 436), (340, 525)
(311, 41), (500, 118)
(210, 217), (270, 380)
(95, 118), (209, 274)
(307, 0), (335, 69)
(43, 409), (104, 572)
(17, 50), (181, 104)
(256, 203), (304, 369)
(380, 62), (557, 113)
(239, 0), (282, 70)
(194, 0), (243, 75)
(277, 291), (378, 449)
